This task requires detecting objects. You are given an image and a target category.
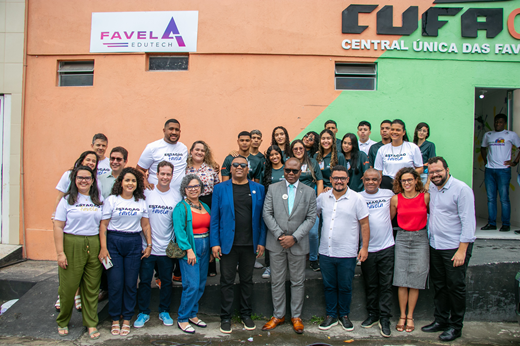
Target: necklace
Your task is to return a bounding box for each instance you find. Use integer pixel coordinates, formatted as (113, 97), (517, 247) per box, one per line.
(391, 143), (403, 156)
(403, 191), (419, 199)
(187, 199), (202, 210)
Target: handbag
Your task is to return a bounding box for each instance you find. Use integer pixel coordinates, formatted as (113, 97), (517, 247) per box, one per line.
(166, 203), (188, 259)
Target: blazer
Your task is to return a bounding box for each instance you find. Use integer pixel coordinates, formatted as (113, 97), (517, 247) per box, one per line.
(172, 200), (211, 261)
(209, 179), (266, 255)
(263, 180), (317, 255)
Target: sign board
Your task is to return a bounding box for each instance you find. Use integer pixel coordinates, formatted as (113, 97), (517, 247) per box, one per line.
(90, 11), (198, 53)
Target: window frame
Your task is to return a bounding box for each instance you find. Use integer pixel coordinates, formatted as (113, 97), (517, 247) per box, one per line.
(334, 62), (377, 91)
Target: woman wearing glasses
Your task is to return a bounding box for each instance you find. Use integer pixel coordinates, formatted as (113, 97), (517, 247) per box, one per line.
(390, 167), (430, 333)
(53, 166), (103, 339)
(174, 174), (211, 334)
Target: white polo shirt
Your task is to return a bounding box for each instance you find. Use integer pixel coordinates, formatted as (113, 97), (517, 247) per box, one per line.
(359, 138), (376, 156)
(360, 189), (395, 253)
(317, 188), (369, 258)
(481, 130), (520, 169)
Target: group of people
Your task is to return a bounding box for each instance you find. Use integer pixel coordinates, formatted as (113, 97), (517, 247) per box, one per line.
(52, 116), (483, 342)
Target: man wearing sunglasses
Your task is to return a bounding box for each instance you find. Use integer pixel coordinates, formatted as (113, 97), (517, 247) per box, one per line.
(210, 156), (266, 334)
(316, 165), (370, 332)
(99, 147), (128, 199)
(261, 158), (317, 335)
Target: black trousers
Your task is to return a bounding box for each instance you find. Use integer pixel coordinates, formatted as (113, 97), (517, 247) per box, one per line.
(360, 245), (394, 319)
(219, 245), (256, 320)
(429, 243), (473, 330)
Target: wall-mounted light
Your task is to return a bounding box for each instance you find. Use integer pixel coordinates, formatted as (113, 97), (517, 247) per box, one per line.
(479, 90), (487, 99)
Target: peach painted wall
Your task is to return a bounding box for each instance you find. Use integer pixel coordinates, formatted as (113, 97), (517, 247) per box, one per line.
(24, 0), (436, 259)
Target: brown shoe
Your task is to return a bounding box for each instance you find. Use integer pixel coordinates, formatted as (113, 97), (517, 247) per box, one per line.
(262, 316), (285, 331)
(291, 317), (304, 334)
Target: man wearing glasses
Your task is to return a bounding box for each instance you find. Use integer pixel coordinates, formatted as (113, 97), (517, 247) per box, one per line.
(99, 147), (128, 199)
(261, 158), (317, 334)
(210, 156), (266, 334)
(316, 165), (370, 332)
(421, 156), (476, 342)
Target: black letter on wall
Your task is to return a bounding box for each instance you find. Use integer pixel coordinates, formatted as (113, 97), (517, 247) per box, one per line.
(422, 7), (462, 36)
(342, 5), (378, 34)
(377, 6), (418, 35)
(461, 8), (503, 38)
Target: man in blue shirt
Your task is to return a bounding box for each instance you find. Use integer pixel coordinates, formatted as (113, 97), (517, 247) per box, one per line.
(421, 156), (476, 342)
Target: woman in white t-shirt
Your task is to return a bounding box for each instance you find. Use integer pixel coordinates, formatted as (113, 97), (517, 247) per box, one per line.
(374, 119), (423, 190)
(53, 150), (99, 313)
(53, 166), (103, 339)
(98, 167), (152, 337)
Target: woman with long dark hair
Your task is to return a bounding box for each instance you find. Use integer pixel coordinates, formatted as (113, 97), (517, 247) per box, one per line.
(374, 119), (423, 190)
(303, 131), (319, 157)
(341, 133), (370, 192)
(390, 167), (430, 334)
(54, 166), (103, 339)
(413, 122), (436, 185)
(290, 140), (323, 271)
(99, 167), (152, 336)
(314, 129), (346, 188)
(271, 126), (291, 159)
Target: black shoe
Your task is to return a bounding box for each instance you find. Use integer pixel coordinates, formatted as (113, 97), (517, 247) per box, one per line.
(339, 316), (354, 331)
(500, 225), (511, 232)
(361, 315), (379, 328)
(318, 316), (338, 330)
(242, 316), (256, 331)
(310, 261), (320, 272)
(439, 328), (462, 341)
(421, 321), (449, 333)
(220, 319), (232, 334)
(379, 319), (391, 338)
(481, 224), (497, 230)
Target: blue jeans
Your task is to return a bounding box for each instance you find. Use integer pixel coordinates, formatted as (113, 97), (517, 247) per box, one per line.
(309, 217), (319, 262)
(106, 231), (142, 321)
(138, 255), (174, 314)
(485, 167), (511, 226)
(178, 236), (210, 322)
(320, 255), (356, 318)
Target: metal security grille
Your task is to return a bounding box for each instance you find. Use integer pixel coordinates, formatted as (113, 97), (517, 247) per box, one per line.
(335, 63), (377, 91)
(58, 61), (94, 87)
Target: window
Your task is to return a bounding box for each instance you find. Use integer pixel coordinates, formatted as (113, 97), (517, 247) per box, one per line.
(58, 61), (94, 87)
(335, 63), (376, 91)
(148, 55), (189, 71)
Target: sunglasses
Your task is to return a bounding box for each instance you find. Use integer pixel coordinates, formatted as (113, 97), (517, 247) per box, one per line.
(110, 157), (124, 162)
(232, 163), (248, 168)
(284, 169), (300, 175)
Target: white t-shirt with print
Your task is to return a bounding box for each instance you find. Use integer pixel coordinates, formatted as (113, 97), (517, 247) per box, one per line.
(360, 189), (395, 253)
(137, 139), (188, 192)
(374, 142), (423, 179)
(142, 188), (181, 255)
(102, 195), (149, 233)
(482, 130), (520, 169)
(56, 171), (103, 195)
(97, 157), (111, 179)
(55, 194), (103, 236)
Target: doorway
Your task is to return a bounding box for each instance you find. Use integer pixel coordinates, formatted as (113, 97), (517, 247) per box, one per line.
(473, 88), (520, 234)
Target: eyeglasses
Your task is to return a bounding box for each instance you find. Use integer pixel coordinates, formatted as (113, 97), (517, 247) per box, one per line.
(293, 147), (305, 152)
(186, 184), (201, 190)
(232, 163), (248, 168)
(284, 169), (300, 175)
(110, 157), (124, 162)
(429, 169), (445, 175)
(400, 178), (415, 184)
(331, 177), (348, 182)
(76, 176), (92, 182)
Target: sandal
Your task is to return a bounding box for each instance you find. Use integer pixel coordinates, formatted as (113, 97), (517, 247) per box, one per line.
(189, 317), (207, 327)
(74, 294), (82, 311)
(88, 328), (101, 340)
(405, 318), (415, 333)
(55, 296), (60, 312)
(58, 326), (68, 337)
(111, 321), (120, 336)
(120, 322), (131, 336)
(396, 317), (406, 332)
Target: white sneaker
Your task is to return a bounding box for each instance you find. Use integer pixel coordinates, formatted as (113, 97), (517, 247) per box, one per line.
(254, 260), (264, 269)
(262, 267), (271, 279)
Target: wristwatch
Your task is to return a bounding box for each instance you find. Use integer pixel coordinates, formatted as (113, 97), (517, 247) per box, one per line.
(147, 244), (152, 248)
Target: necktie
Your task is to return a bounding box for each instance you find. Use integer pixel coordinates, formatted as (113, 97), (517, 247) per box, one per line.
(288, 184), (295, 215)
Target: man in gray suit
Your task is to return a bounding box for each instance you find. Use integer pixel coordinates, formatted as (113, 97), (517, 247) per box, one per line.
(261, 158), (317, 334)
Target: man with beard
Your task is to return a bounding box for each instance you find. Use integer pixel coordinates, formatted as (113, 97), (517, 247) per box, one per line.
(421, 156), (476, 342)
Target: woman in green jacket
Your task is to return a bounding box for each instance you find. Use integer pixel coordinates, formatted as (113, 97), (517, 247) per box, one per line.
(173, 174), (211, 334)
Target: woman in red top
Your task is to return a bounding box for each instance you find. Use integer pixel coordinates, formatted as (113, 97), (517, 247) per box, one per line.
(390, 167), (430, 333)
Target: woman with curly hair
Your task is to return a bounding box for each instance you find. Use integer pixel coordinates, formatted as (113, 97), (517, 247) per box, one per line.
(271, 126), (291, 159)
(315, 129), (346, 188)
(303, 131), (319, 158)
(341, 133), (369, 192)
(186, 140), (220, 276)
(262, 145), (285, 191)
(390, 167), (430, 334)
(98, 167), (152, 337)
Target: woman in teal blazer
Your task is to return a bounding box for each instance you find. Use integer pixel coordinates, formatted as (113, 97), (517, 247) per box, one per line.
(173, 174), (212, 334)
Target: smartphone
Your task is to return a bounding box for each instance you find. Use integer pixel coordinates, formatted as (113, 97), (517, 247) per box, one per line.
(102, 257), (113, 270)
